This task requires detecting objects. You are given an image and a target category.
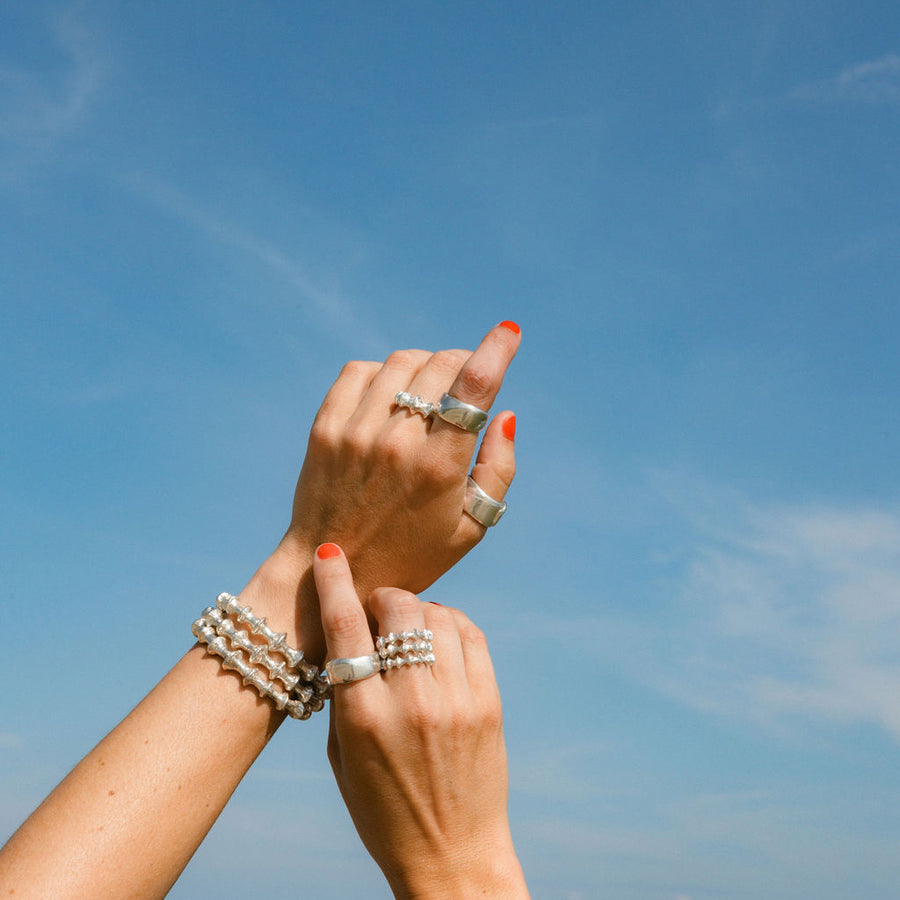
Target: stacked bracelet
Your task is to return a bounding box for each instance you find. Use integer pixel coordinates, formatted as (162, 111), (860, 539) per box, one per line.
(192, 592), (328, 720)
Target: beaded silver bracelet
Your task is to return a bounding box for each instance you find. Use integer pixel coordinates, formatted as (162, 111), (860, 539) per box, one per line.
(192, 593), (327, 719)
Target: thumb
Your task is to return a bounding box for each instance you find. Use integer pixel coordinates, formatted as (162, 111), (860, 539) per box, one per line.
(465, 410), (516, 534)
(313, 543), (375, 662)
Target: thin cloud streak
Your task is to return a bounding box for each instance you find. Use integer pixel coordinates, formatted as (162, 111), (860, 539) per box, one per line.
(125, 174), (392, 357)
(790, 53), (900, 105)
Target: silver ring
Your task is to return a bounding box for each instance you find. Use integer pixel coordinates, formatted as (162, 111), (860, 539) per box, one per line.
(464, 476), (507, 527)
(394, 390), (439, 420)
(376, 629), (435, 669)
(435, 393), (488, 433)
(322, 653), (382, 686)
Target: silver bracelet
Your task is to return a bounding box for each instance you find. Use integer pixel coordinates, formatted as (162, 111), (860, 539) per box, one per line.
(192, 594), (327, 719)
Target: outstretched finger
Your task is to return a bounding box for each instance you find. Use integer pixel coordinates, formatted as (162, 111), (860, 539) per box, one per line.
(313, 543), (375, 664)
(430, 321), (521, 444)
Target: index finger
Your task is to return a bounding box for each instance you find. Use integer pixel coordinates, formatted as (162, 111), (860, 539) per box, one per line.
(440, 321), (521, 417)
(313, 543), (375, 662)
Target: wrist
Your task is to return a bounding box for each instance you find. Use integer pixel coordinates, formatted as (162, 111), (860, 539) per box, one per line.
(237, 538), (325, 665)
(387, 838), (528, 899)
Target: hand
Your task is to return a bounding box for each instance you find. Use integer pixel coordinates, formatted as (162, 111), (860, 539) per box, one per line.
(314, 543), (529, 899)
(242, 321), (519, 664)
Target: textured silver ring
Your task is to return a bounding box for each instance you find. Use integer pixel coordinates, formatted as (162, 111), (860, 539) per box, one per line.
(435, 393), (488, 433)
(323, 653), (383, 686)
(464, 475), (507, 527)
(394, 391), (437, 420)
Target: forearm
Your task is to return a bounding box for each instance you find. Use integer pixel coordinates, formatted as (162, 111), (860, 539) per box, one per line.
(0, 548), (315, 900)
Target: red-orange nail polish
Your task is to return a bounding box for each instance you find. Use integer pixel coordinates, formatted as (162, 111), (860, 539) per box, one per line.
(499, 320), (521, 335)
(502, 413), (516, 441)
(430, 601), (444, 607)
(316, 543), (342, 560)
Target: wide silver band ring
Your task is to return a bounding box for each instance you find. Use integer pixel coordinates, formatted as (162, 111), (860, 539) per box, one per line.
(322, 653), (382, 686)
(464, 476), (507, 527)
(435, 393), (488, 433)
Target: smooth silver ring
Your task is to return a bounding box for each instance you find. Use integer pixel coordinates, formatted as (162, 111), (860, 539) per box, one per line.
(464, 476), (507, 527)
(322, 653), (382, 686)
(435, 393), (488, 433)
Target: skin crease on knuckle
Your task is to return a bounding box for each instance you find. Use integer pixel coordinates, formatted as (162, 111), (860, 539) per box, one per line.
(456, 363), (494, 407)
(383, 348), (430, 374)
(428, 348), (471, 381)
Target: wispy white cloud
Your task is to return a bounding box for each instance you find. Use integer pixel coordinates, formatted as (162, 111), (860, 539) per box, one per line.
(511, 481), (900, 743)
(124, 174), (391, 356)
(630, 486), (900, 741)
(790, 53), (900, 105)
(0, 8), (106, 169)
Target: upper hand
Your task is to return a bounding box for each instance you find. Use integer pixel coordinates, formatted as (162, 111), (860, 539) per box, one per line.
(283, 321), (521, 598)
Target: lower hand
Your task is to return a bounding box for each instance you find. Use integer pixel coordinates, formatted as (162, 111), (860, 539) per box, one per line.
(313, 543), (529, 899)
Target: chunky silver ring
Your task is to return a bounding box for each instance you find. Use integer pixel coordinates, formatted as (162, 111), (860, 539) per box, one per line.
(322, 653), (382, 686)
(435, 393), (488, 433)
(376, 629), (435, 669)
(464, 476), (507, 527)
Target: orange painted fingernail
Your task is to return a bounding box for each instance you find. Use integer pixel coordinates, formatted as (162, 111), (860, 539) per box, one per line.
(502, 413), (516, 441)
(499, 320), (521, 334)
(316, 543), (342, 560)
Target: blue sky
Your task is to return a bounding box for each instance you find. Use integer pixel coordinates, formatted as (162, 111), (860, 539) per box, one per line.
(2, 2), (900, 897)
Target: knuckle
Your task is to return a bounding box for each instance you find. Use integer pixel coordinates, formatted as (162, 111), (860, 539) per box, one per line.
(374, 428), (410, 465)
(419, 453), (457, 487)
(323, 606), (365, 645)
(340, 426), (371, 460)
(480, 691), (504, 731)
(456, 364), (494, 406)
(308, 415), (340, 453)
(384, 349), (427, 373)
(370, 586), (421, 621)
(339, 359), (375, 380)
(457, 614), (488, 649)
(429, 349), (469, 380)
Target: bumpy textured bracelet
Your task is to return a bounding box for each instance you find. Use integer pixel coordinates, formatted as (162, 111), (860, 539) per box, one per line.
(192, 593), (327, 719)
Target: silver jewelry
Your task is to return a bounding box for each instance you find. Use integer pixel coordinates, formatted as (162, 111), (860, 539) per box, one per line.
(215, 592), (318, 681)
(463, 475), (507, 527)
(394, 391), (488, 433)
(197, 608), (314, 703)
(323, 630), (436, 686)
(434, 393), (488, 433)
(192, 594), (326, 719)
(192, 620), (313, 719)
(394, 390), (437, 420)
(322, 653), (383, 686)
(376, 629), (436, 670)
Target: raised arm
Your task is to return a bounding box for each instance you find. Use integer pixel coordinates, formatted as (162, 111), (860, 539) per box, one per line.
(0, 322), (521, 899)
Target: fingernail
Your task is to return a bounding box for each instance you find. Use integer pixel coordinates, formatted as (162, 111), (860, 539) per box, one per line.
(499, 320), (521, 335)
(316, 543), (342, 560)
(502, 413), (516, 441)
(430, 601), (444, 607)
